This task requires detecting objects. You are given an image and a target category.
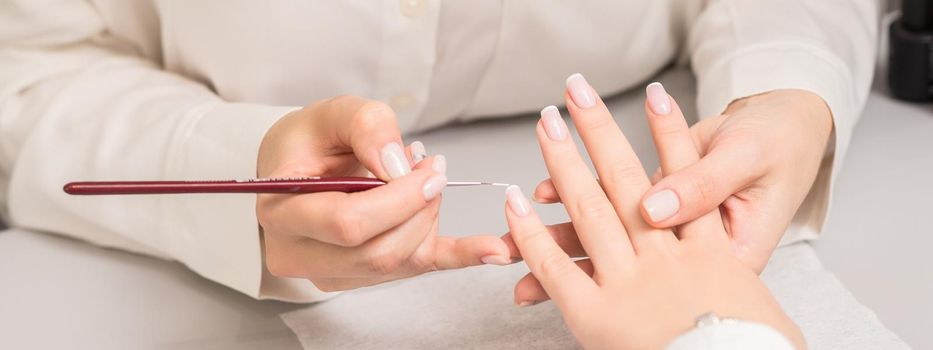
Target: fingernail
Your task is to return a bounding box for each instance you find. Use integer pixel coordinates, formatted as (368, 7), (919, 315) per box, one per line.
(540, 106), (568, 141)
(566, 73), (596, 109)
(480, 255), (512, 265)
(380, 142), (411, 179)
(423, 173), (447, 201)
(506, 185), (531, 217)
(517, 300), (540, 308)
(643, 189), (679, 222)
(411, 141), (427, 163)
(646, 82), (672, 115)
(432, 154), (447, 175)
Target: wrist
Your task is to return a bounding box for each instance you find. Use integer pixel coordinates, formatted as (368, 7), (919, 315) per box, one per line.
(725, 89), (833, 151)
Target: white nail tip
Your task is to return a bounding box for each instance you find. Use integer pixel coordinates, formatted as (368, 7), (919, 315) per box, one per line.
(506, 185), (531, 217)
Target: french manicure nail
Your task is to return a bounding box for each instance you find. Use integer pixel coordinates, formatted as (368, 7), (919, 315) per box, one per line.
(540, 106), (568, 141)
(381, 143), (411, 179)
(566, 73), (596, 109)
(506, 185), (531, 217)
(480, 255), (512, 266)
(432, 154), (447, 175)
(517, 300), (539, 308)
(643, 189), (679, 222)
(423, 173), (447, 201)
(411, 141), (427, 163)
(646, 82), (672, 115)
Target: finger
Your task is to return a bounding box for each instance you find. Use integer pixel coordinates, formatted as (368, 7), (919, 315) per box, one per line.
(431, 234), (514, 270)
(505, 185), (597, 307)
(514, 259), (595, 305)
(564, 74), (676, 250)
(501, 222), (587, 259)
(283, 197), (441, 279)
(533, 177), (608, 204)
(310, 96), (411, 180)
(642, 145), (762, 229)
(537, 105), (635, 267)
(642, 82), (726, 243)
(532, 178), (561, 204)
(650, 167), (662, 185)
(265, 156), (446, 247)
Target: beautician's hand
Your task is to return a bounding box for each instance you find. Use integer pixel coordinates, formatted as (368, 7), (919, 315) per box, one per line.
(533, 84), (833, 272)
(256, 96), (511, 291)
(504, 82), (804, 349)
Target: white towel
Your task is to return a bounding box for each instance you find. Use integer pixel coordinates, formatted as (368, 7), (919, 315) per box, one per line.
(281, 242), (909, 349)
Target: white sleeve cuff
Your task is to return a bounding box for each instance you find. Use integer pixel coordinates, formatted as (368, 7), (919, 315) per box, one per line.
(694, 42), (860, 244)
(666, 320), (795, 350)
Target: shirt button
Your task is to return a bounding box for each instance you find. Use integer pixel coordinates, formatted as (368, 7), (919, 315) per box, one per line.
(399, 0), (427, 18)
(390, 93), (417, 111)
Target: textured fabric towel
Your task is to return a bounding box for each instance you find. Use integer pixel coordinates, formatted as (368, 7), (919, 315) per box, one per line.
(282, 242), (908, 349)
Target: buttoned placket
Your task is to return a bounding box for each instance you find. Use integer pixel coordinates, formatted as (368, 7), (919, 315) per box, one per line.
(374, 0), (441, 132)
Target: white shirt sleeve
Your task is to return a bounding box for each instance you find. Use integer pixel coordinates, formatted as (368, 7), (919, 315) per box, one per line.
(0, 0), (332, 302)
(667, 321), (796, 350)
(688, 0), (880, 244)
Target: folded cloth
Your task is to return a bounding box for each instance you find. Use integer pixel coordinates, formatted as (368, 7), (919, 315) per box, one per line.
(281, 242), (908, 349)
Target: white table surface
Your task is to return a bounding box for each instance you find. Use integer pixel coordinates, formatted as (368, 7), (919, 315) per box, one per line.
(0, 67), (929, 349)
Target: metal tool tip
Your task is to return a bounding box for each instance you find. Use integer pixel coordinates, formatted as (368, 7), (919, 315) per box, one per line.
(486, 183), (511, 187)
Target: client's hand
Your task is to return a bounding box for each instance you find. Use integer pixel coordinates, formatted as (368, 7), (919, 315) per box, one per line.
(503, 79), (804, 349)
(534, 83), (833, 272)
(256, 95), (511, 292)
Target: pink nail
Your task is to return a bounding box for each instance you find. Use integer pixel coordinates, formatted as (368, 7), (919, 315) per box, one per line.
(506, 185), (531, 217)
(540, 106), (568, 141)
(566, 73), (596, 109)
(643, 189), (679, 222)
(423, 174), (447, 201)
(645, 82), (672, 115)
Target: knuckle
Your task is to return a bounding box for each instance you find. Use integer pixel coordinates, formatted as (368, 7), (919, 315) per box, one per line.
(365, 247), (404, 275)
(579, 115), (616, 133)
(515, 227), (552, 250)
(535, 253), (574, 280)
(653, 120), (686, 139)
(333, 210), (365, 246)
(407, 246), (436, 272)
(255, 206), (274, 231)
(352, 101), (394, 131)
(688, 175), (720, 204)
(265, 254), (299, 278)
(603, 163), (649, 188)
(571, 191), (616, 221)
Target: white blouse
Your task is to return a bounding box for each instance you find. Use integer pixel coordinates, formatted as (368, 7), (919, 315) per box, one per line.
(0, 0), (877, 316)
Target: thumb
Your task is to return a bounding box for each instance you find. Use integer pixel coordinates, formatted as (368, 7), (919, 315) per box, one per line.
(641, 146), (762, 227)
(311, 96), (410, 181)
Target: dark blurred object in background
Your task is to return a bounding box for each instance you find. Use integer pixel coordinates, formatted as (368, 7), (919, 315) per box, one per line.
(889, 0), (933, 101)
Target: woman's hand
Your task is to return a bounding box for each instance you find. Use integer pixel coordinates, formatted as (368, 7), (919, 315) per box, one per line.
(532, 87), (833, 272)
(504, 76), (804, 349)
(256, 95), (512, 292)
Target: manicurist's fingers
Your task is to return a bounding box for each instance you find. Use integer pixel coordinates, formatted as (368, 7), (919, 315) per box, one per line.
(537, 106), (635, 267)
(265, 156), (447, 247)
(564, 74), (677, 250)
(505, 185), (597, 308)
(309, 95), (410, 180)
(532, 178), (561, 204)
